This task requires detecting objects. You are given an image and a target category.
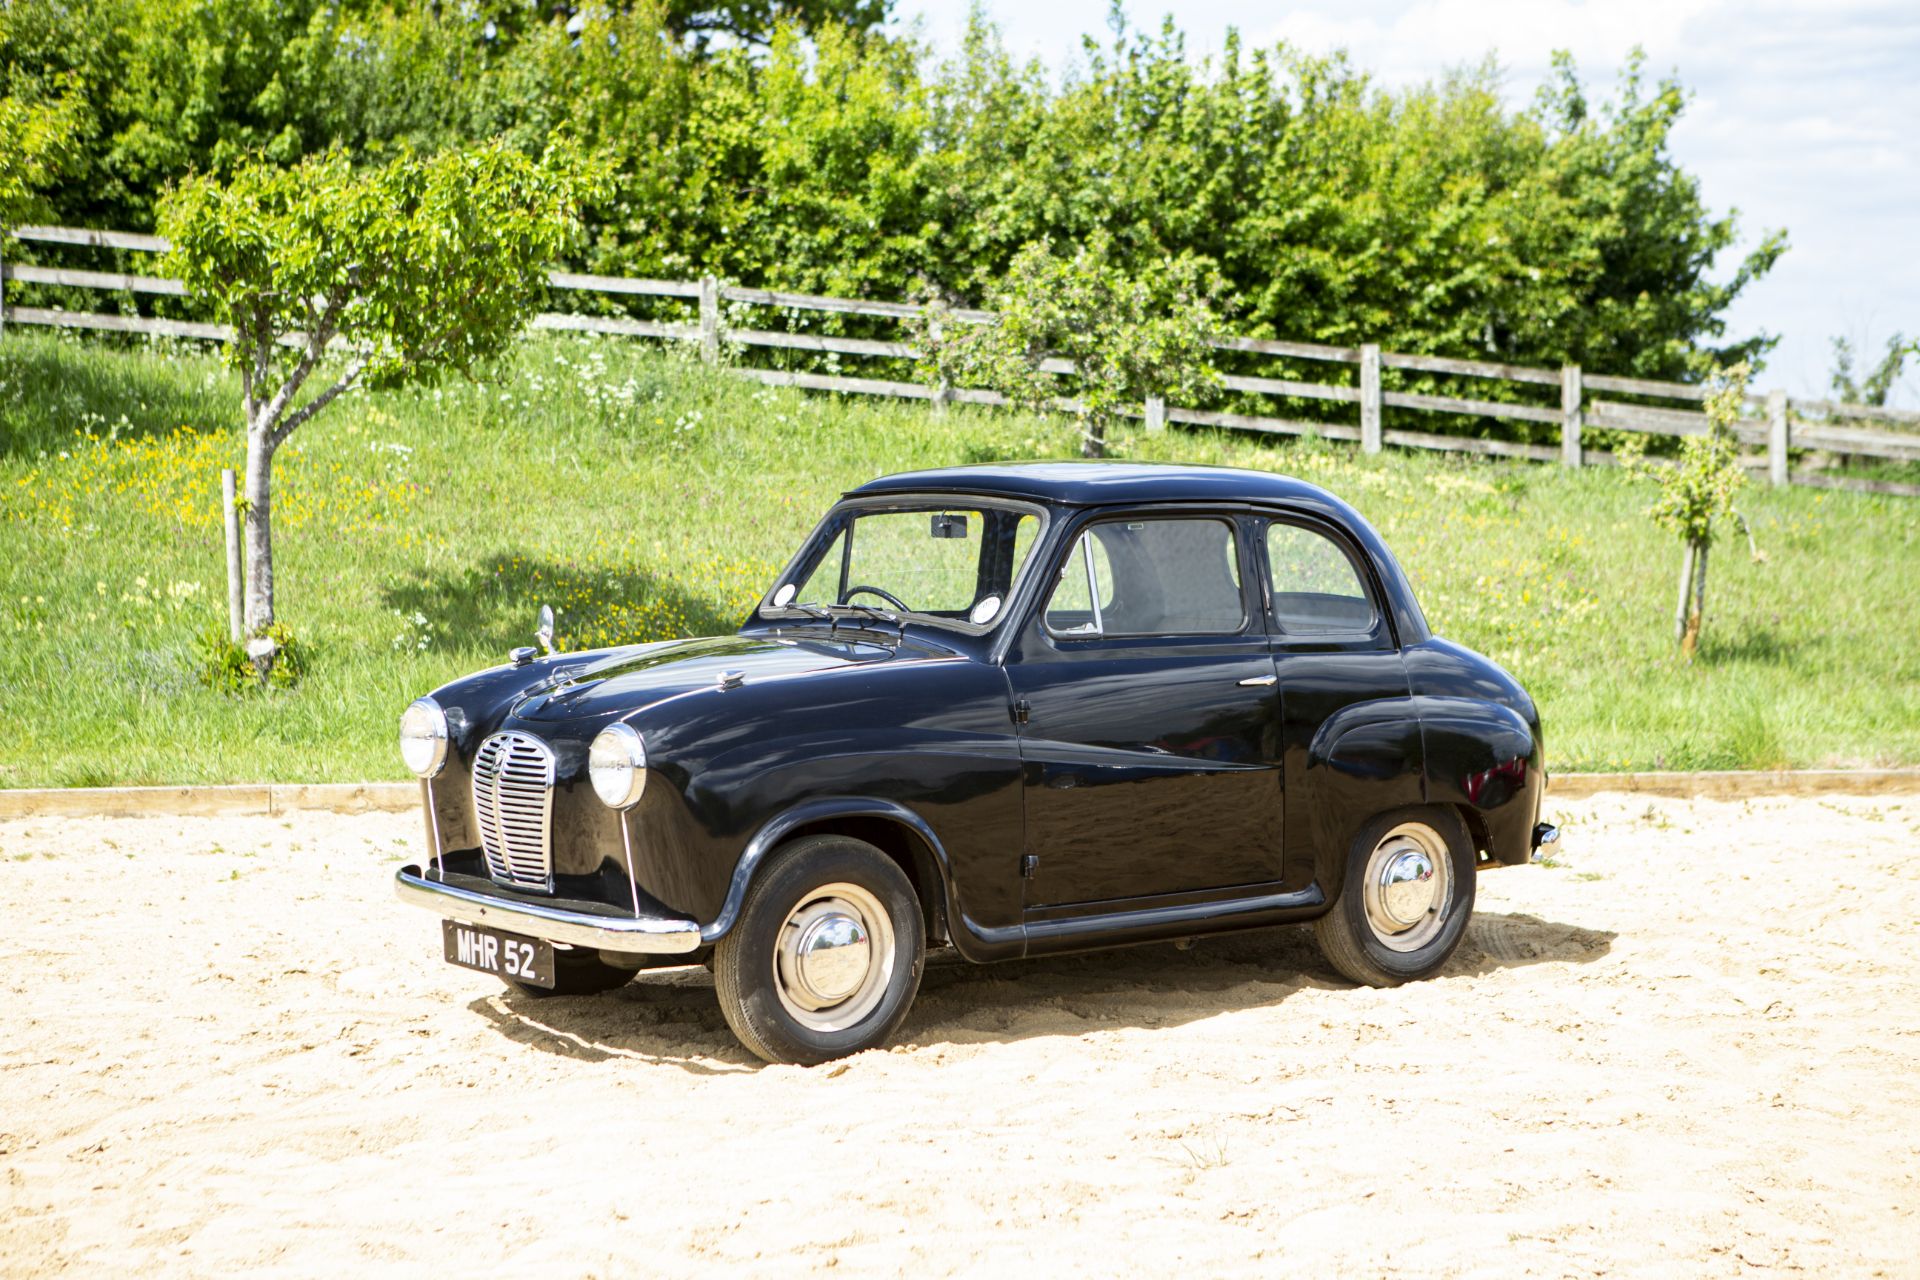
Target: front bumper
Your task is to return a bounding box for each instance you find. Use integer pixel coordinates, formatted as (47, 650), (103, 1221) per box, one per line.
(393, 864), (703, 954)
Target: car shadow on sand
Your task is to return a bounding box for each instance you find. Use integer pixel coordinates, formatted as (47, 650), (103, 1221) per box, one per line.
(469, 911), (1615, 1072)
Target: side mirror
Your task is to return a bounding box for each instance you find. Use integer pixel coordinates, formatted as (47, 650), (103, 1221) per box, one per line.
(535, 604), (556, 655)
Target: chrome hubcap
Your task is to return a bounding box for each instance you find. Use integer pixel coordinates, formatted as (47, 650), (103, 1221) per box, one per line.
(1362, 823), (1453, 952)
(1378, 848), (1437, 926)
(792, 912), (871, 1003)
(774, 883), (894, 1032)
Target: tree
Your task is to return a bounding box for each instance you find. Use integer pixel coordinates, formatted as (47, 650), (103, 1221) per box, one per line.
(660, 0), (891, 51)
(914, 236), (1223, 457)
(0, 82), (87, 230)
(1640, 363), (1753, 658)
(1829, 332), (1908, 407)
(157, 140), (598, 666)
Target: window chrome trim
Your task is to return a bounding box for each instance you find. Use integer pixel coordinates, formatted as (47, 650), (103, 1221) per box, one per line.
(1040, 512), (1252, 643)
(757, 493), (1051, 637)
(1255, 512), (1391, 646)
(1082, 533), (1104, 636)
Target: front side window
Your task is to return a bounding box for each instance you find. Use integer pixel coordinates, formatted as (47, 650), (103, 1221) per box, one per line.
(1044, 517), (1245, 638)
(765, 502), (1042, 631)
(1265, 521), (1377, 634)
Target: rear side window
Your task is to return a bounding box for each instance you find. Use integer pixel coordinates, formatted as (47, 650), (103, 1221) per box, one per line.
(1045, 518), (1245, 637)
(1265, 522), (1377, 634)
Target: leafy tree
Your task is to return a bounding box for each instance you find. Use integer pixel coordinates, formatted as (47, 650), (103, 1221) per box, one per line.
(5, 2), (1788, 404)
(1635, 363), (1754, 657)
(1829, 333), (1908, 407)
(914, 235), (1223, 457)
(157, 141), (598, 665)
(0, 83), (86, 230)
(660, 0), (891, 51)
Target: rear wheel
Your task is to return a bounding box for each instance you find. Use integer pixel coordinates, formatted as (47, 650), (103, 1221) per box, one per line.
(1314, 807), (1475, 987)
(713, 834), (925, 1065)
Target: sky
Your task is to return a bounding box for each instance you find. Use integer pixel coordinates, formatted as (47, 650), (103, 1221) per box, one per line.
(892, 0), (1920, 406)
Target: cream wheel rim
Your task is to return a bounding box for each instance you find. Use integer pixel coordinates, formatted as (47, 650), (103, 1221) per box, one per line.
(1361, 822), (1453, 953)
(773, 882), (895, 1032)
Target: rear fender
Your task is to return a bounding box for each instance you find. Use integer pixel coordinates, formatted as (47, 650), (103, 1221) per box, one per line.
(1413, 696), (1543, 865)
(1301, 699), (1427, 899)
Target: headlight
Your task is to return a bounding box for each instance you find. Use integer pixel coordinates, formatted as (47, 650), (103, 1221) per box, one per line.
(399, 697), (449, 778)
(588, 722), (647, 809)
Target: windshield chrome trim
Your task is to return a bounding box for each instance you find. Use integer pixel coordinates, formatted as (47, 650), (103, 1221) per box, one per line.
(757, 493), (1051, 638)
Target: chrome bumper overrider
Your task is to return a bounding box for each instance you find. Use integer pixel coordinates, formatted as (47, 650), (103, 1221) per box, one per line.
(1530, 822), (1561, 861)
(393, 864), (703, 954)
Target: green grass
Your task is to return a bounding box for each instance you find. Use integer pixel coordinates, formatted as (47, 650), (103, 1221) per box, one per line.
(3, 328), (1918, 787)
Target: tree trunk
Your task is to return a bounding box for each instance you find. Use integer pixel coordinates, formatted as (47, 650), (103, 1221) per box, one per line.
(1080, 412), (1106, 459)
(1672, 542), (1697, 645)
(242, 425), (276, 636)
(1680, 540), (1708, 659)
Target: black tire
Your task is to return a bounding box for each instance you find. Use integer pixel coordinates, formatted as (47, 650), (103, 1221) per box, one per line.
(507, 946), (636, 999)
(1314, 806), (1476, 988)
(712, 834), (925, 1066)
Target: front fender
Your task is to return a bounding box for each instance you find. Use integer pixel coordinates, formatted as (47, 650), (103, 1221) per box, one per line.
(700, 796), (956, 945)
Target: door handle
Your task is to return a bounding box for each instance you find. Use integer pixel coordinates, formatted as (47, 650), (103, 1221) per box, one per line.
(1238, 674), (1278, 687)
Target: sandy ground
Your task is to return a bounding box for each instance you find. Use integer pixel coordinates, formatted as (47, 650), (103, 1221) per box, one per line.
(2, 793), (1918, 1278)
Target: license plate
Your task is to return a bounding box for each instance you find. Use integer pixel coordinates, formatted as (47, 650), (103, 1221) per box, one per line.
(441, 920), (554, 988)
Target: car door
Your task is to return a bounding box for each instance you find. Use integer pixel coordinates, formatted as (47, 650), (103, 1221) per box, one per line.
(1003, 511), (1286, 908)
(1256, 512), (1417, 888)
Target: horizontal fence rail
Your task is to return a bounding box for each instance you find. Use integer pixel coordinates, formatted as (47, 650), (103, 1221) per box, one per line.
(4, 224), (1917, 498)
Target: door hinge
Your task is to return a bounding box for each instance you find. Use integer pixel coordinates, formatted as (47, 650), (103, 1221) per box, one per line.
(1020, 854), (1039, 879)
(1011, 697), (1030, 726)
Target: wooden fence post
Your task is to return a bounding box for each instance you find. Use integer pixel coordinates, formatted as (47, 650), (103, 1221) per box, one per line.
(1767, 389), (1790, 488)
(221, 468), (243, 642)
(698, 275), (719, 364)
(1145, 395), (1166, 434)
(1359, 344), (1382, 454)
(1560, 364), (1583, 468)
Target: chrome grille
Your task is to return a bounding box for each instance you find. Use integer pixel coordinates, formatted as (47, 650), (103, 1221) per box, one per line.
(471, 731), (556, 890)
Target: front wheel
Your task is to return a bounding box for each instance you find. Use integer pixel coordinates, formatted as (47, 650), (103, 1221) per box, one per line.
(712, 834), (925, 1065)
(1314, 807), (1476, 987)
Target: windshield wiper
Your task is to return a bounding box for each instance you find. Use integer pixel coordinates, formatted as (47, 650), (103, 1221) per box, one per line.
(825, 602), (903, 641)
(779, 600), (903, 640)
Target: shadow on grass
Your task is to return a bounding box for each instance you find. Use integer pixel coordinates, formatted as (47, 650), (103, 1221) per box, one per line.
(380, 551), (741, 655)
(1698, 626), (1806, 665)
(470, 911), (1614, 1072)
(0, 335), (232, 457)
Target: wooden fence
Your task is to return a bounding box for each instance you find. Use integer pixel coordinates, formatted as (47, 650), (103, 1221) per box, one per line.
(5, 223), (1919, 497)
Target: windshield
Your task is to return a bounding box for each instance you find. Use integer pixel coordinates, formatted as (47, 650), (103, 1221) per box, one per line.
(763, 500), (1044, 631)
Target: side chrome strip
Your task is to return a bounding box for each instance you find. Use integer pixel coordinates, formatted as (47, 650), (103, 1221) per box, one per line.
(394, 865), (702, 954)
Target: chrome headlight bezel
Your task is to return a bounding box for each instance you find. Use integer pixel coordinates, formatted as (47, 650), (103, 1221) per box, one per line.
(398, 696), (450, 778)
(588, 722), (648, 810)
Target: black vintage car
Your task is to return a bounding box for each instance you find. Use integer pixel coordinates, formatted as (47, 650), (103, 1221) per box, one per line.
(395, 462), (1557, 1064)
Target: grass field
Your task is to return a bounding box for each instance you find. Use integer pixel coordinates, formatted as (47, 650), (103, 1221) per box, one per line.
(2, 328), (1916, 787)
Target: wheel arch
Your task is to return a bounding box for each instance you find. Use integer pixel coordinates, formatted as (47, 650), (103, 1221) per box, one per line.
(700, 797), (954, 947)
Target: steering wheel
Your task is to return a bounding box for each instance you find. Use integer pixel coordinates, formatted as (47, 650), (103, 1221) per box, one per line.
(841, 584), (909, 612)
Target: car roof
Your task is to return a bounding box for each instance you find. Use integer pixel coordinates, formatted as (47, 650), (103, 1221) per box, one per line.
(846, 460), (1433, 647)
(847, 461), (1342, 509)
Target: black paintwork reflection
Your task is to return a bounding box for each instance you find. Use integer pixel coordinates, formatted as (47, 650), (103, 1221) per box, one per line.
(1007, 642), (1285, 905)
(417, 464), (1549, 965)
